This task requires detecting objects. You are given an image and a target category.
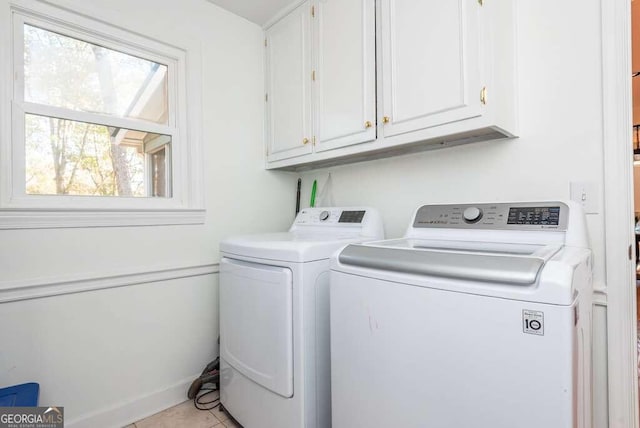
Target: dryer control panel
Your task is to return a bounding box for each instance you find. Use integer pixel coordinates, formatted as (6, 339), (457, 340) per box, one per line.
(294, 208), (366, 225)
(291, 207), (384, 238)
(413, 202), (569, 231)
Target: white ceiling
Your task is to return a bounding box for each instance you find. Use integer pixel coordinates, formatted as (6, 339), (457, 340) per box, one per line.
(205, 0), (295, 26)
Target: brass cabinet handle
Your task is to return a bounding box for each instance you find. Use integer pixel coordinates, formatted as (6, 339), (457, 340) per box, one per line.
(382, 116), (390, 124)
(365, 121), (372, 128)
(303, 138), (310, 145)
(480, 86), (487, 105)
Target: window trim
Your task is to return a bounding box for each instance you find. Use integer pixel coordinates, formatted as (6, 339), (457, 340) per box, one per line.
(0, 0), (205, 228)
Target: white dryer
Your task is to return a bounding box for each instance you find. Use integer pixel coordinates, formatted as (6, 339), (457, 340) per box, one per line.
(330, 201), (592, 428)
(219, 207), (384, 428)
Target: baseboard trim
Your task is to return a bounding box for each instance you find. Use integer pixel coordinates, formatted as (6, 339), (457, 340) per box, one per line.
(0, 263), (219, 303)
(65, 375), (198, 428)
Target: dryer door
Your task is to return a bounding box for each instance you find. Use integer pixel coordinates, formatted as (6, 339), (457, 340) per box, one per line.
(220, 258), (294, 398)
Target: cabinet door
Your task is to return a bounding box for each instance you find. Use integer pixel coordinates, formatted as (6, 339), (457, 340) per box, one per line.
(266, 2), (313, 162)
(380, 0), (482, 137)
(314, 0), (376, 152)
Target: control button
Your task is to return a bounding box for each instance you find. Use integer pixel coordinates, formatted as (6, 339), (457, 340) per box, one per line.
(319, 210), (330, 221)
(463, 207), (483, 223)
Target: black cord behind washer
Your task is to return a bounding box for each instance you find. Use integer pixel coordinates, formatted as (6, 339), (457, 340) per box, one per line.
(193, 385), (219, 411)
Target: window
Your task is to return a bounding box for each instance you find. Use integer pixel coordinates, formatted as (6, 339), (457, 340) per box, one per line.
(1, 2), (204, 228)
(22, 24), (171, 198)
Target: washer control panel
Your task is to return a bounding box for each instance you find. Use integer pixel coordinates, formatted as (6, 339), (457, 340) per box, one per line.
(463, 207), (483, 223)
(413, 202), (568, 231)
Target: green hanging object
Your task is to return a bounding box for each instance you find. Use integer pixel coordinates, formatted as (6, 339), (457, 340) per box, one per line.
(310, 180), (317, 207)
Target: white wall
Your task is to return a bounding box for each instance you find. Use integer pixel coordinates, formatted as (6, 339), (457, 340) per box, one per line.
(0, 0), (295, 426)
(301, 0), (610, 425)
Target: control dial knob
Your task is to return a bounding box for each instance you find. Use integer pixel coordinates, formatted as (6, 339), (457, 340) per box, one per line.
(463, 207), (483, 223)
(319, 210), (330, 221)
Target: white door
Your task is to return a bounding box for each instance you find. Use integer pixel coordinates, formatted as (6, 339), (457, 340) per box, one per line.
(314, 0), (376, 152)
(266, 1), (313, 162)
(379, 0), (482, 137)
(220, 258), (294, 398)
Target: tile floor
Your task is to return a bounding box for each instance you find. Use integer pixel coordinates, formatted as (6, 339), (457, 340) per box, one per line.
(125, 391), (241, 428)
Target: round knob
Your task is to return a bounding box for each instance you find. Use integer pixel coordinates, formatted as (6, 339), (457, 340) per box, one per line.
(319, 210), (330, 221)
(463, 207), (483, 223)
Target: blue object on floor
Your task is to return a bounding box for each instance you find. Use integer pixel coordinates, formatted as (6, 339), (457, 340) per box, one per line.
(0, 383), (40, 406)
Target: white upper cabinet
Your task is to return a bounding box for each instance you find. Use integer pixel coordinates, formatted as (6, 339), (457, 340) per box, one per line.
(265, 0), (376, 162)
(315, 0), (376, 152)
(379, 0), (481, 137)
(265, 1), (313, 162)
(265, 0), (517, 170)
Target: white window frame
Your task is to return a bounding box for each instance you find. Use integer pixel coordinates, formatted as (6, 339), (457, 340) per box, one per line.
(145, 137), (172, 198)
(0, 0), (205, 228)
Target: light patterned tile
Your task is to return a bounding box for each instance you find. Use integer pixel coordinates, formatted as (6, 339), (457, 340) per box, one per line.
(222, 418), (242, 428)
(209, 402), (229, 423)
(135, 401), (221, 428)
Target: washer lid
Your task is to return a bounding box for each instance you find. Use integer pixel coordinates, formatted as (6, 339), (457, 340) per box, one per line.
(220, 231), (370, 262)
(336, 239), (562, 285)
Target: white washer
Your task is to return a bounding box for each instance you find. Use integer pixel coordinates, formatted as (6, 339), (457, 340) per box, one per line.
(330, 201), (592, 428)
(219, 207), (384, 428)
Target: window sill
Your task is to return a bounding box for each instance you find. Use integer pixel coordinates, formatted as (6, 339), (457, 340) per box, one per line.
(0, 208), (206, 229)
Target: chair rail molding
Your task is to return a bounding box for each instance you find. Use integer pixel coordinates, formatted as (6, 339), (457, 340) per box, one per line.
(0, 263), (219, 303)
